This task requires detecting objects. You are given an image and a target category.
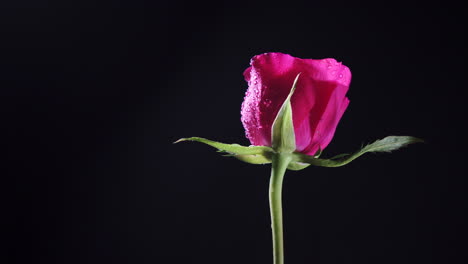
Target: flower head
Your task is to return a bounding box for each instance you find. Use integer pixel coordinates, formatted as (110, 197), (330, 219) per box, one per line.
(241, 52), (351, 155)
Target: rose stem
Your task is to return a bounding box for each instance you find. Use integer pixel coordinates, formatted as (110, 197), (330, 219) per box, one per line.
(269, 153), (291, 264)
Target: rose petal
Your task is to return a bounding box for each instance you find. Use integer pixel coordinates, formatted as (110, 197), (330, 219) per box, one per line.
(242, 53), (298, 146)
(302, 84), (350, 155)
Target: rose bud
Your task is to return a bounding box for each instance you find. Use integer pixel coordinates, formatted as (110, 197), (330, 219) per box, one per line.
(241, 52), (351, 156)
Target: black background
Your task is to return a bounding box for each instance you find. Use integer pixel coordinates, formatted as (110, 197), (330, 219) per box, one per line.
(2, 1), (467, 264)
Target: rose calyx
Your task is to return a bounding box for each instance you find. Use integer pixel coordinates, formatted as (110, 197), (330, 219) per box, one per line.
(175, 77), (422, 170)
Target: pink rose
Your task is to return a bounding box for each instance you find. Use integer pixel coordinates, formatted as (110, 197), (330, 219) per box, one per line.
(241, 52), (351, 156)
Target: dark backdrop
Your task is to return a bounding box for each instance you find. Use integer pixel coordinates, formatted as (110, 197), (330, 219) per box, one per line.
(2, 1), (467, 264)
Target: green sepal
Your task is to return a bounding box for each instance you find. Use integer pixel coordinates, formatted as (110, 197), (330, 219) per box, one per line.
(313, 147), (322, 158)
(329, 153), (349, 160)
(291, 136), (424, 168)
(287, 161), (311, 171)
(285, 147), (321, 170)
(233, 153), (273, 164)
(271, 73), (301, 154)
(174, 137), (274, 165)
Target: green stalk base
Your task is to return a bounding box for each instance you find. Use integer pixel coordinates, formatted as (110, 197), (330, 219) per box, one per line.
(269, 153), (291, 264)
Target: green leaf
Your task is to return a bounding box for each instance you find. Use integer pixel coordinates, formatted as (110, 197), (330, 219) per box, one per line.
(271, 73), (301, 153)
(174, 137), (274, 164)
(291, 136), (424, 167)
